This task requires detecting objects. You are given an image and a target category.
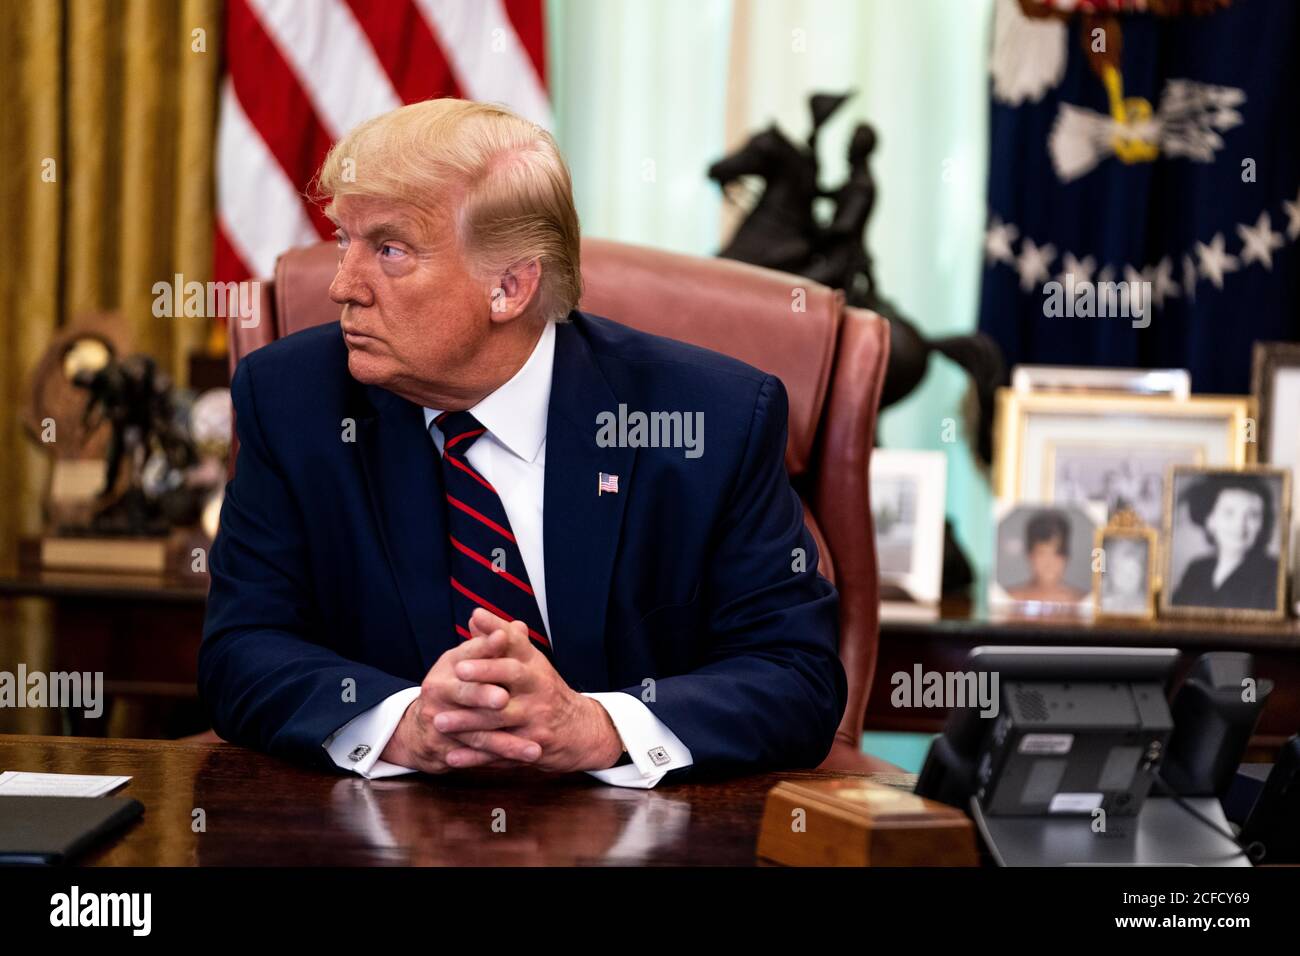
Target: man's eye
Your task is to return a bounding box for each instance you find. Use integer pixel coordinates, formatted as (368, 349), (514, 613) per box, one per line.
(380, 244), (405, 259)
(334, 233), (349, 249)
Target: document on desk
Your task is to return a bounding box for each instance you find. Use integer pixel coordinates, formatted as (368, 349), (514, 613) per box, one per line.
(0, 771), (131, 797)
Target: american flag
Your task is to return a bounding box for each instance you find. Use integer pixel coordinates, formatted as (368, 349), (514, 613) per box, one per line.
(598, 472), (619, 496)
(216, 0), (551, 284)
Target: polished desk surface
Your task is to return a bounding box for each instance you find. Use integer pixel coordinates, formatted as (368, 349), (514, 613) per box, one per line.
(0, 734), (864, 866)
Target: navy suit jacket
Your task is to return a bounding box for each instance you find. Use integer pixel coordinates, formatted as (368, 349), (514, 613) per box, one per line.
(199, 311), (846, 779)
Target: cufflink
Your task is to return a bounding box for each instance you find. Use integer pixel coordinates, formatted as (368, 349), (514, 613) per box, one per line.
(348, 744), (372, 762)
(647, 746), (670, 767)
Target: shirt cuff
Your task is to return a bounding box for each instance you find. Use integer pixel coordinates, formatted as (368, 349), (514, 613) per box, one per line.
(582, 691), (693, 789)
(323, 686), (422, 779)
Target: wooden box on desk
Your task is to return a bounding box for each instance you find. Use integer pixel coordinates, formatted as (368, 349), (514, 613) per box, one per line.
(757, 778), (978, 866)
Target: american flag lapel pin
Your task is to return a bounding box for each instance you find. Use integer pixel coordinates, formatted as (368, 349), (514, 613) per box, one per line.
(598, 472), (619, 496)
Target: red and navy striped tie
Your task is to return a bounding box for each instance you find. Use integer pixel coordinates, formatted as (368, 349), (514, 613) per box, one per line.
(432, 411), (552, 659)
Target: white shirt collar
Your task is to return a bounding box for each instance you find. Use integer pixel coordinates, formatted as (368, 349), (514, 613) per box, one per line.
(421, 321), (555, 464)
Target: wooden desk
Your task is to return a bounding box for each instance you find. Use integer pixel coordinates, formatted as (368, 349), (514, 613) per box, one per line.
(0, 566), (208, 736)
(869, 599), (1300, 758)
(0, 734), (862, 866)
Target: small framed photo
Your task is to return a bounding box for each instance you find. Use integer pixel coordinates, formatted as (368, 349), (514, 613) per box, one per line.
(870, 449), (947, 606)
(1092, 509), (1157, 620)
(991, 500), (1105, 613)
(1252, 342), (1300, 614)
(1250, 342), (1300, 473)
(1160, 466), (1292, 622)
(1011, 365), (1191, 399)
(994, 390), (1254, 519)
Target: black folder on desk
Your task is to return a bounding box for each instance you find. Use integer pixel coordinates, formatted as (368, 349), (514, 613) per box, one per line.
(0, 796), (144, 865)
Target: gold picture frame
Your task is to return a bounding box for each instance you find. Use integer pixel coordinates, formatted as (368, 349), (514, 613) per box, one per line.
(1092, 508), (1157, 621)
(994, 389), (1255, 502)
(1159, 464), (1292, 622)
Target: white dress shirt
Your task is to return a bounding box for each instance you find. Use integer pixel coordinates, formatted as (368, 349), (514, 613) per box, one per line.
(324, 321), (693, 787)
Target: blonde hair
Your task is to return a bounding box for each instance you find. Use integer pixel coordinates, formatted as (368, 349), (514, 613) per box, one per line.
(315, 99), (582, 323)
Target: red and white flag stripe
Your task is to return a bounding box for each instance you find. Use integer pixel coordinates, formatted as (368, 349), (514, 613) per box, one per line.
(216, 0), (551, 283)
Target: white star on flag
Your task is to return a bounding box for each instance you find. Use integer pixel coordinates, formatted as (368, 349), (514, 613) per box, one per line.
(1016, 238), (1056, 292)
(1123, 263), (1154, 286)
(1237, 212), (1285, 270)
(1283, 187), (1300, 240)
(1195, 232), (1239, 290)
(985, 216), (1019, 266)
(1152, 257), (1180, 308)
(1182, 253), (1198, 303)
(1123, 264), (1154, 319)
(1058, 252), (1096, 286)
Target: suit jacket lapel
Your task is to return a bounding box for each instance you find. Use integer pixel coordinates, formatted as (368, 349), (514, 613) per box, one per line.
(355, 384), (455, 672)
(544, 320), (635, 691)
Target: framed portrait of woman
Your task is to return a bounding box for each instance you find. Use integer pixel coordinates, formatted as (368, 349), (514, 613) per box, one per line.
(1160, 465), (1292, 622)
(991, 500), (1104, 614)
(1092, 509), (1158, 621)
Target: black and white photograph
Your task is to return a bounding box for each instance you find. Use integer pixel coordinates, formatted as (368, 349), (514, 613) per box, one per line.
(1093, 530), (1156, 619)
(1050, 444), (1201, 526)
(870, 449), (947, 606)
(991, 501), (1103, 611)
(873, 474), (918, 579)
(1162, 466), (1292, 621)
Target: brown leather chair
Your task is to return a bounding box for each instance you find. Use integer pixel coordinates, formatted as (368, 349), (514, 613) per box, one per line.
(224, 238), (894, 773)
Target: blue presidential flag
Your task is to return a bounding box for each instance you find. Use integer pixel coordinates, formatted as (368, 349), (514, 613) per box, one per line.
(978, 0), (1300, 393)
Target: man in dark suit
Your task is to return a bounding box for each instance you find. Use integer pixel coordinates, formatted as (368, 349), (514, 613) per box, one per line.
(200, 98), (845, 788)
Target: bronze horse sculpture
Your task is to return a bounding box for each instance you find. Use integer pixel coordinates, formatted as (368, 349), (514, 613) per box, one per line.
(708, 92), (1003, 466)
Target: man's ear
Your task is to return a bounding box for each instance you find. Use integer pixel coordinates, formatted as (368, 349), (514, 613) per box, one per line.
(488, 259), (542, 323)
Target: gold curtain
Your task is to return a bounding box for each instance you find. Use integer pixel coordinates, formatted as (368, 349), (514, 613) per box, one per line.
(0, 0), (221, 731)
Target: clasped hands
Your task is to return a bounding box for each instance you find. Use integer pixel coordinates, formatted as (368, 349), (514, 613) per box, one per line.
(380, 608), (625, 775)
